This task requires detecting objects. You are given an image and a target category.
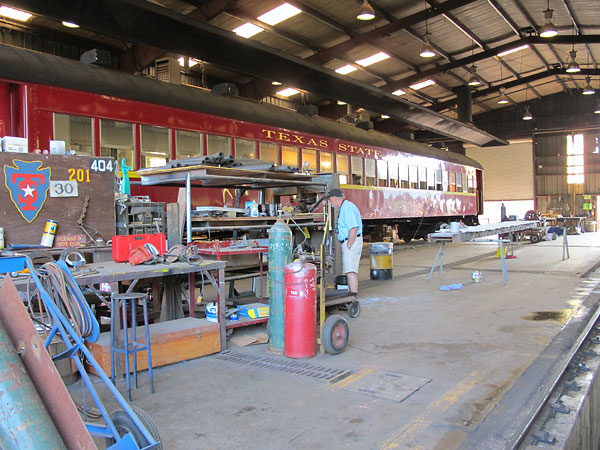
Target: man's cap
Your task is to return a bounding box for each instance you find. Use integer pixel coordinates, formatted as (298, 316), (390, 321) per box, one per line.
(328, 188), (344, 198)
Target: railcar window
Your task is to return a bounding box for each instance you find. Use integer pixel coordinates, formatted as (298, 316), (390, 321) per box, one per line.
(235, 138), (256, 159)
(389, 162), (399, 188)
(282, 146), (299, 168)
(419, 167), (427, 190)
(302, 149), (317, 172)
(176, 130), (203, 159)
(400, 164), (409, 188)
(141, 125), (169, 168)
(337, 154), (349, 184)
(207, 134), (231, 156)
(467, 174), (474, 193)
(409, 165), (418, 189)
(427, 169), (435, 190)
(456, 173), (463, 192)
(377, 160), (388, 187)
(365, 159), (376, 186)
(259, 142), (278, 164)
(442, 171), (450, 191)
(435, 169), (442, 191)
(350, 156), (363, 185)
(449, 172), (456, 192)
(320, 151), (333, 172)
(100, 119), (134, 170)
(53, 114), (93, 156)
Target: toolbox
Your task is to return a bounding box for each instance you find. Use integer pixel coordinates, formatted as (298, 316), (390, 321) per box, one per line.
(112, 233), (166, 262)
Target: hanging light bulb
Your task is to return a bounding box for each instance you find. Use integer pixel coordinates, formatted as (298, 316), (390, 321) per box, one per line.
(420, 33), (435, 58)
(357, 0), (375, 20)
(566, 50), (581, 73)
(497, 87), (509, 104)
(522, 105), (533, 120)
(467, 65), (481, 86)
(539, 1), (558, 38)
(583, 76), (595, 95)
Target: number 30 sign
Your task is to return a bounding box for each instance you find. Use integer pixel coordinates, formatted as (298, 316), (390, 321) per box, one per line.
(50, 180), (78, 197)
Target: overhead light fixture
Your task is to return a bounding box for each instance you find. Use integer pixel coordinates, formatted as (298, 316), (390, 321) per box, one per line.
(0, 6), (32, 21)
(62, 21), (79, 28)
(233, 23), (264, 39)
(420, 33), (436, 58)
(566, 50), (581, 73)
(467, 65), (481, 86)
(381, 114), (390, 119)
(420, 3), (435, 59)
(594, 101), (600, 114)
(271, 81), (283, 86)
(257, 3), (301, 26)
(357, 0), (375, 21)
(522, 105), (533, 121)
(497, 44), (529, 58)
(583, 76), (595, 95)
(276, 87), (300, 97)
(337, 100), (347, 105)
(539, 1), (558, 38)
(335, 64), (358, 75)
(497, 87), (509, 104)
(356, 52), (390, 67)
(410, 79), (436, 90)
(392, 89), (406, 96)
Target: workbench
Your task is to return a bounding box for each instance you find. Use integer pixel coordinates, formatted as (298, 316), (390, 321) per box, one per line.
(427, 220), (540, 284)
(71, 260), (228, 351)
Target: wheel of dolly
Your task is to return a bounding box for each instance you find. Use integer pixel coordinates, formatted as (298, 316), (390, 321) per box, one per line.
(347, 301), (360, 318)
(105, 405), (163, 449)
(322, 315), (349, 354)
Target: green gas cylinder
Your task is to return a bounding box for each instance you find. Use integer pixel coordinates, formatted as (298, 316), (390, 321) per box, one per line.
(268, 220), (292, 352)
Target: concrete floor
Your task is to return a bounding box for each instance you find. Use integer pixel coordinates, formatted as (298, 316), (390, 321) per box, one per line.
(77, 232), (600, 449)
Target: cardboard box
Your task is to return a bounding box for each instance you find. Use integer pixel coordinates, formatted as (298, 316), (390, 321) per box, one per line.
(2, 136), (28, 153)
(238, 303), (269, 319)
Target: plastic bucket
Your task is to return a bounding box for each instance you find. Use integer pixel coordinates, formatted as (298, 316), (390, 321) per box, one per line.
(370, 242), (393, 280)
(206, 302), (218, 322)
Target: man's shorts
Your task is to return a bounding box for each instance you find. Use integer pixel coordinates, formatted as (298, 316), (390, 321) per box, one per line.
(342, 236), (363, 274)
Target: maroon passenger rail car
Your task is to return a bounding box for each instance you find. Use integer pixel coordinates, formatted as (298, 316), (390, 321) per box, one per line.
(0, 45), (483, 241)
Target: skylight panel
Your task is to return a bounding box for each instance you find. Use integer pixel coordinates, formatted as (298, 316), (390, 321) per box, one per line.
(335, 65), (358, 75)
(356, 52), (390, 67)
(233, 23), (264, 38)
(258, 3), (301, 26)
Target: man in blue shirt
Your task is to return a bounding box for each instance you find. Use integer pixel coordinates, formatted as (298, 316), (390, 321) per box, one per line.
(329, 188), (363, 293)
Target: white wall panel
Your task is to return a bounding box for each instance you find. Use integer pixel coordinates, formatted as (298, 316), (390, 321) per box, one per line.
(467, 142), (534, 201)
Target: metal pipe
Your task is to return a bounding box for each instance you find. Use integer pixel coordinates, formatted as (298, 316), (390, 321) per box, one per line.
(186, 173), (192, 244)
(0, 320), (66, 450)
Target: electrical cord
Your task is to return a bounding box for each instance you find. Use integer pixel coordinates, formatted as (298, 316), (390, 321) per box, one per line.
(27, 261), (95, 339)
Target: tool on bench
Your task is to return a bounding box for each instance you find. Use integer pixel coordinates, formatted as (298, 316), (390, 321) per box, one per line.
(77, 196), (106, 246)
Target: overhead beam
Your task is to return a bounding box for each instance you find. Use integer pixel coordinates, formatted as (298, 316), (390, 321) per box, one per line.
(432, 68), (600, 112)
(306, 0), (478, 65)
(387, 35), (600, 92)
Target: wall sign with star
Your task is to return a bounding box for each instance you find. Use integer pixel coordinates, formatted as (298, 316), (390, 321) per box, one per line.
(0, 153), (115, 247)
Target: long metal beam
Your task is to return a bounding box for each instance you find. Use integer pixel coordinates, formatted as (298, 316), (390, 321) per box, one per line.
(2, 0), (505, 146)
(306, 0), (478, 64)
(432, 68), (600, 112)
(388, 35), (600, 92)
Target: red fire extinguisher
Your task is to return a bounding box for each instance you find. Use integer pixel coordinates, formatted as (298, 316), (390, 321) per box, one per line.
(284, 261), (317, 359)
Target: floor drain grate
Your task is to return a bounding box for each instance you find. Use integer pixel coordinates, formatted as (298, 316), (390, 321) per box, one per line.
(210, 351), (353, 382)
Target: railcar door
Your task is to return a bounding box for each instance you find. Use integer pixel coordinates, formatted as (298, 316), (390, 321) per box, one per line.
(476, 169), (484, 215)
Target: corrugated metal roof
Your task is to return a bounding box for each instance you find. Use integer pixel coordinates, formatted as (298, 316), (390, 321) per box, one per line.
(2, 0), (599, 143)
